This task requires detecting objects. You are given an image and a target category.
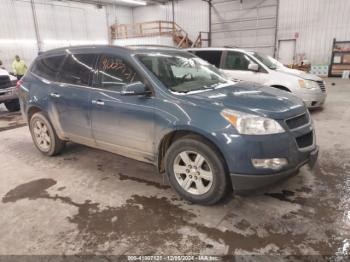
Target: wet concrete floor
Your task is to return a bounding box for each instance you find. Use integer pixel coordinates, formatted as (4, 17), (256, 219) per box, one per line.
(0, 79), (349, 257)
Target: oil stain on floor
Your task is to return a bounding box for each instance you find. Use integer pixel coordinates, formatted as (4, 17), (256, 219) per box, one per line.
(2, 163), (349, 257)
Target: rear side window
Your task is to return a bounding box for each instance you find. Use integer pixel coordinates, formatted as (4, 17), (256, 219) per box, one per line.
(224, 51), (253, 71)
(32, 55), (65, 81)
(194, 51), (222, 68)
(58, 53), (97, 86)
(95, 54), (140, 91)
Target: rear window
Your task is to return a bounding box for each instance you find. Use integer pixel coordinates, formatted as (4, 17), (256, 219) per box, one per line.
(57, 53), (97, 86)
(194, 51), (222, 68)
(31, 55), (65, 81)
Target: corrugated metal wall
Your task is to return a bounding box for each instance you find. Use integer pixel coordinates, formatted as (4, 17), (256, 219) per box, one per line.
(211, 0), (278, 56)
(0, 0), (109, 70)
(133, 0), (209, 44)
(1, 0), (349, 68)
(113, 36), (174, 46)
(0, 0), (37, 70)
(278, 0), (350, 65)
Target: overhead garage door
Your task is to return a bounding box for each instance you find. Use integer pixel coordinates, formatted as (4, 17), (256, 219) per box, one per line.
(211, 0), (278, 56)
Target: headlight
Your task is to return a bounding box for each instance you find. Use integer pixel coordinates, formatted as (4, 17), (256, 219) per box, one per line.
(221, 109), (284, 135)
(298, 79), (319, 89)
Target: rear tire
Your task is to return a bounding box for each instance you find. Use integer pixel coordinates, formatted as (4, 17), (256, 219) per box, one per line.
(5, 99), (20, 112)
(29, 112), (65, 156)
(165, 136), (228, 205)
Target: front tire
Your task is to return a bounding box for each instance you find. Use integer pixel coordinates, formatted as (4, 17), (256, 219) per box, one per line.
(165, 136), (229, 205)
(5, 99), (20, 112)
(29, 112), (65, 156)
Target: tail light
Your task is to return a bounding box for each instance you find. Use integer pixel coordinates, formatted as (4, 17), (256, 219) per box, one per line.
(16, 80), (23, 90)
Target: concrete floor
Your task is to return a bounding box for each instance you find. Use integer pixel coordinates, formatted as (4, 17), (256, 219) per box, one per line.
(0, 78), (349, 257)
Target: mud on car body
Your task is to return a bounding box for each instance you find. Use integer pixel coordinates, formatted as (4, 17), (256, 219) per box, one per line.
(18, 45), (318, 205)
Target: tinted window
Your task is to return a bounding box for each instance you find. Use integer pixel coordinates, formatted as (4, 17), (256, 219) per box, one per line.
(194, 51), (222, 67)
(96, 55), (140, 91)
(224, 52), (253, 71)
(32, 55), (65, 81)
(58, 53), (97, 86)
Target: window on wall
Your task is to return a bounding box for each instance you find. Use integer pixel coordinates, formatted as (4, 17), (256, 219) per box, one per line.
(32, 55), (65, 81)
(96, 54), (140, 91)
(224, 52), (253, 71)
(194, 51), (223, 68)
(58, 53), (97, 86)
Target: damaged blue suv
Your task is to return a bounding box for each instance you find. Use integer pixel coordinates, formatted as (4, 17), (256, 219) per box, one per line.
(18, 46), (318, 205)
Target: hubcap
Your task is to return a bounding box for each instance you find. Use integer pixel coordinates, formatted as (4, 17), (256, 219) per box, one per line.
(173, 151), (213, 195)
(33, 120), (51, 152)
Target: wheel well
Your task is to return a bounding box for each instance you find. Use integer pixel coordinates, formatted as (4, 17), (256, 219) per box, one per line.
(27, 106), (42, 122)
(270, 85), (291, 92)
(157, 130), (228, 174)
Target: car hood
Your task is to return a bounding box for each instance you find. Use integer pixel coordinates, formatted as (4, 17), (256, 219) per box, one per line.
(0, 68), (17, 81)
(277, 67), (322, 81)
(185, 82), (306, 119)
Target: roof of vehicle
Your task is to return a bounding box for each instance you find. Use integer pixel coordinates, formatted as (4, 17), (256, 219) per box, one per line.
(37, 44), (186, 58)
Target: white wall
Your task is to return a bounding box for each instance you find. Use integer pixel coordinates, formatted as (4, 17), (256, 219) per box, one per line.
(0, 0), (111, 70)
(0, 0), (38, 71)
(278, 0), (350, 65)
(0, 0), (208, 70)
(114, 35), (174, 46)
(133, 0), (209, 43)
(106, 4), (133, 25)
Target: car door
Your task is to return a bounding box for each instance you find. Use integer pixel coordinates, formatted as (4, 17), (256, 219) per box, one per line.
(90, 53), (155, 163)
(50, 52), (97, 145)
(222, 51), (263, 83)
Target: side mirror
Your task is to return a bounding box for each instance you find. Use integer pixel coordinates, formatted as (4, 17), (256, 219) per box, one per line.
(121, 81), (151, 96)
(248, 63), (259, 72)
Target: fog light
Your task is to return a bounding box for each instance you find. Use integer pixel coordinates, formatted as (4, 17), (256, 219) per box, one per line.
(252, 158), (288, 170)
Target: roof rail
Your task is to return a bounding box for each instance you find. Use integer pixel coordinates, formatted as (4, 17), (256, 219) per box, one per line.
(127, 44), (179, 49)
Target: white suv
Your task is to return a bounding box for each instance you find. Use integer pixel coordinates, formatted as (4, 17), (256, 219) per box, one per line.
(188, 48), (327, 108)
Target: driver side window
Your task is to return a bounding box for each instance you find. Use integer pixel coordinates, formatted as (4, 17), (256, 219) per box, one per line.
(96, 55), (140, 91)
(224, 52), (252, 71)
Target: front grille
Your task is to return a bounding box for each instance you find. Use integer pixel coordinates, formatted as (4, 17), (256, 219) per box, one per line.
(296, 131), (313, 148)
(0, 75), (11, 90)
(285, 113), (309, 130)
(316, 80), (326, 93)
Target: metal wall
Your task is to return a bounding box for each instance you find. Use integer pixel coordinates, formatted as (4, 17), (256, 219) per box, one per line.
(133, 0), (209, 43)
(0, 0), (109, 70)
(211, 0), (278, 56)
(278, 0), (350, 65)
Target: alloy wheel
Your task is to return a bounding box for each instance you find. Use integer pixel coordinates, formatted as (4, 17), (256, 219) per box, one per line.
(33, 120), (51, 152)
(173, 150), (213, 195)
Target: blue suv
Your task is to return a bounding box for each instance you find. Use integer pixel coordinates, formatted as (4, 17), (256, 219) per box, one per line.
(18, 46), (318, 205)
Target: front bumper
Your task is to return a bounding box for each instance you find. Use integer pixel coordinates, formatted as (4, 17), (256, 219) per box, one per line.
(297, 90), (327, 108)
(0, 86), (17, 102)
(230, 146), (319, 193)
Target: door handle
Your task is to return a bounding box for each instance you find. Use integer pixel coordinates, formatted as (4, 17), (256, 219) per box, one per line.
(92, 99), (105, 106)
(50, 93), (61, 98)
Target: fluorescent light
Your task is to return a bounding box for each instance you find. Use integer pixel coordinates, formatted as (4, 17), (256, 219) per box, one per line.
(118, 0), (147, 6)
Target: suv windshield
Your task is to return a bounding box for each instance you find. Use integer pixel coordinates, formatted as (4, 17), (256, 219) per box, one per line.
(252, 52), (278, 70)
(137, 52), (231, 93)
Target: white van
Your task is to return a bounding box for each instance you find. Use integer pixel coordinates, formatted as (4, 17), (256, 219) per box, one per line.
(188, 48), (327, 108)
